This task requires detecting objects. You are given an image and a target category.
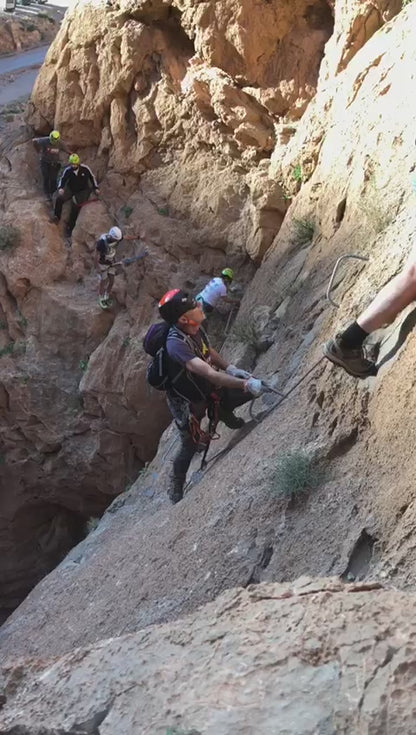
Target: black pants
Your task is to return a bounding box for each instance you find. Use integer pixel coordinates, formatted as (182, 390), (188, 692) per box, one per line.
(54, 187), (92, 234)
(170, 387), (252, 494)
(40, 160), (60, 197)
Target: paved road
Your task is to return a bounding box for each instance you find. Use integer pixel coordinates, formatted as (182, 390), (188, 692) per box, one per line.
(0, 68), (39, 104)
(0, 0), (71, 104)
(0, 45), (47, 74)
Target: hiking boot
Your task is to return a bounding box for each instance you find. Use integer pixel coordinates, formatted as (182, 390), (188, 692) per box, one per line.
(168, 485), (183, 505)
(218, 407), (245, 430)
(98, 297), (110, 310)
(167, 479), (184, 505)
(323, 334), (378, 378)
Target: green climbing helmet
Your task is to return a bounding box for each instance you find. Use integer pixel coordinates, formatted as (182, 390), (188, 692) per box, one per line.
(69, 153), (80, 166)
(49, 130), (60, 143)
(221, 267), (234, 281)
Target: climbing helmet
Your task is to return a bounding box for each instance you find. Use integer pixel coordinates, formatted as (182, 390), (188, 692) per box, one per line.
(69, 153), (80, 166)
(158, 289), (198, 324)
(109, 226), (123, 241)
(221, 267), (234, 281)
(49, 130), (60, 143)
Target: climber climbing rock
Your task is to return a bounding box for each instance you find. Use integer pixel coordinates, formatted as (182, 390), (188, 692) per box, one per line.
(196, 268), (240, 317)
(51, 154), (100, 240)
(95, 226), (124, 309)
(323, 259), (416, 377)
(152, 289), (264, 504)
(32, 130), (69, 201)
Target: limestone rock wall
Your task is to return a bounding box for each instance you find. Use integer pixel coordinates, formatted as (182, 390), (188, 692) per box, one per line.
(0, 0), (407, 619)
(2, 579), (416, 733)
(0, 13), (57, 56)
(27, 0), (338, 263)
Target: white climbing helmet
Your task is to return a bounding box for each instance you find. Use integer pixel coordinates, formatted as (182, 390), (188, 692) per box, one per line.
(109, 226), (123, 241)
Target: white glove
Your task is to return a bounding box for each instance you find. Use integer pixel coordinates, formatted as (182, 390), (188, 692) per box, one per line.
(226, 364), (252, 379)
(245, 377), (263, 397)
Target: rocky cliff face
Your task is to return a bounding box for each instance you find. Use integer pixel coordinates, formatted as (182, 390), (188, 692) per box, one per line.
(2, 0), (416, 725)
(0, 12), (57, 56)
(1, 578), (416, 734)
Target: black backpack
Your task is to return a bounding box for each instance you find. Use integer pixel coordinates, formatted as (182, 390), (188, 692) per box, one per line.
(143, 323), (211, 401)
(143, 322), (176, 390)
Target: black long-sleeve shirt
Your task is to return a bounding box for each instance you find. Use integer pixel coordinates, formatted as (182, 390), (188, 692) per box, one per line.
(57, 164), (99, 194)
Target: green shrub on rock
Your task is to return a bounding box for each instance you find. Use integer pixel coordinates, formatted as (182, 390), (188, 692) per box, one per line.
(271, 450), (322, 501)
(0, 225), (21, 251)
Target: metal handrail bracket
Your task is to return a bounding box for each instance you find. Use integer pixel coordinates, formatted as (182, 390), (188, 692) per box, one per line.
(326, 254), (369, 308)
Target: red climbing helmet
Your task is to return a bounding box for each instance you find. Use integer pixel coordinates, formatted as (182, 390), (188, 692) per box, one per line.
(158, 289), (197, 324)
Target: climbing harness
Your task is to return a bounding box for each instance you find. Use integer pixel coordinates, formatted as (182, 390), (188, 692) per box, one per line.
(190, 393), (221, 471)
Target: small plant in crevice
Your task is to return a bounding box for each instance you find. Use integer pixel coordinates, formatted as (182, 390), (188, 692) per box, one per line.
(277, 179), (293, 202)
(79, 357), (89, 372)
(166, 728), (201, 735)
(17, 311), (28, 329)
(0, 225), (21, 251)
(0, 341), (25, 358)
(86, 517), (100, 534)
(293, 163), (303, 183)
(120, 204), (133, 219)
(292, 218), (315, 246)
(134, 464), (150, 487)
(0, 343), (14, 358)
(270, 450), (323, 502)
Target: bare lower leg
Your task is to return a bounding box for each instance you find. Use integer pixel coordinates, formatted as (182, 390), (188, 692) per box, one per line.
(357, 264), (416, 333)
(107, 274), (115, 297)
(99, 278), (108, 297)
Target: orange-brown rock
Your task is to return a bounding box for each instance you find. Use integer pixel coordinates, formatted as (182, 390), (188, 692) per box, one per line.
(0, 0), (410, 631)
(0, 12), (57, 55)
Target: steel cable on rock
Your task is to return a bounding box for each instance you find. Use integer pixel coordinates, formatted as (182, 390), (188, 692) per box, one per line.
(185, 356), (326, 487)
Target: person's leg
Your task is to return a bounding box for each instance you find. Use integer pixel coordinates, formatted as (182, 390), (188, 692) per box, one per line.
(217, 388), (251, 429)
(98, 272), (108, 298)
(169, 429), (197, 503)
(40, 161), (50, 196)
(67, 189), (91, 235)
(106, 273), (115, 298)
(221, 387), (252, 411)
(358, 263), (416, 333)
(323, 262), (416, 377)
(47, 164), (60, 197)
(66, 202), (79, 235)
(54, 187), (72, 220)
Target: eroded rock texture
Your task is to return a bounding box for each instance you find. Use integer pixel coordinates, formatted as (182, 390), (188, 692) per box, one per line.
(0, 0), (406, 616)
(0, 14), (57, 55)
(1, 579), (416, 734)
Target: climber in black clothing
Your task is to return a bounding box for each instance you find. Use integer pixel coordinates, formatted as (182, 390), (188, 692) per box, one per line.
(52, 153), (100, 237)
(32, 130), (69, 200)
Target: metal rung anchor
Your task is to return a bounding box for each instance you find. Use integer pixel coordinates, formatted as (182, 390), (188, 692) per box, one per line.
(326, 254), (369, 309)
